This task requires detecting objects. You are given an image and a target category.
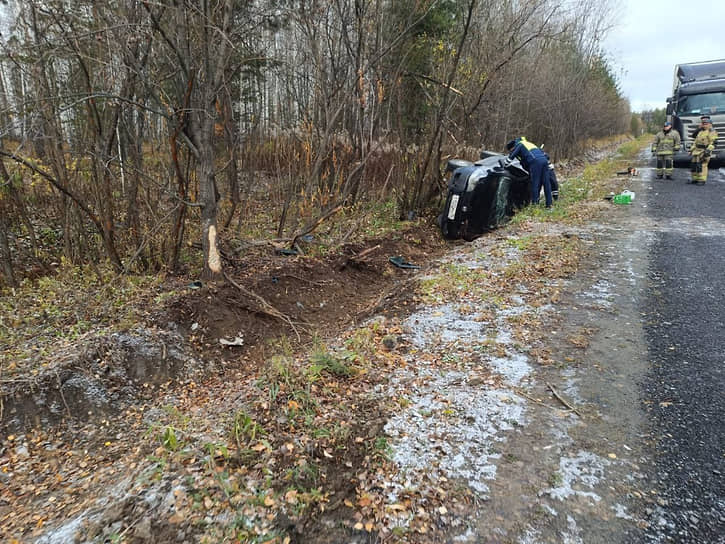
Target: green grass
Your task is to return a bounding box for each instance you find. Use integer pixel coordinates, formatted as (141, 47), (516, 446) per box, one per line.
(308, 350), (354, 378)
(230, 411), (265, 449)
(509, 134), (651, 226)
(506, 236), (534, 251)
(418, 261), (490, 303)
(0, 265), (164, 377)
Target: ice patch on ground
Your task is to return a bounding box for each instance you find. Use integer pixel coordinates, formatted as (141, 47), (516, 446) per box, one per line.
(403, 303), (485, 348)
(561, 367), (585, 406)
(542, 502), (558, 516)
(613, 503), (634, 520)
(545, 450), (610, 503)
(35, 515), (88, 544)
(562, 514), (584, 544)
(581, 278), (614, 307)
(389, 281), (537, 499)
(488, 304), (535, 386)
(452, 528), (477, 542)
(488, 324), (532, 386)
(385, 367), (526, 498)
(468, 243), (523, 268)
(34, 477), (136, 544)
(519, 528), (543, 543)
(489, 351), (530, 386)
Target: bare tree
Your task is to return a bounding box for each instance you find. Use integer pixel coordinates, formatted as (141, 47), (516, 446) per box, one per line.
(0, 0), (631, 288)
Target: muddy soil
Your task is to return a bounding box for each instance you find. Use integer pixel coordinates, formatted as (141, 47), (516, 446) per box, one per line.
(1, 228), (447, 433)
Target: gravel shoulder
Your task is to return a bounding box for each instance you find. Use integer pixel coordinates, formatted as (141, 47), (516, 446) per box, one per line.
(428, 203), (655, 543)
(459, 156), (725, 544)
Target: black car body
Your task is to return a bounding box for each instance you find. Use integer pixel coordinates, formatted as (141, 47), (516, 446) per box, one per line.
(439, 151), (531, 240)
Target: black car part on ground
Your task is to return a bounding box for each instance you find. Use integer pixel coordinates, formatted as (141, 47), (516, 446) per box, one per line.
(439, 151), (531, 241)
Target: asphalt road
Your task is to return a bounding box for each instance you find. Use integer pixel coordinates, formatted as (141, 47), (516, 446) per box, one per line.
(639, 160), (725, 543)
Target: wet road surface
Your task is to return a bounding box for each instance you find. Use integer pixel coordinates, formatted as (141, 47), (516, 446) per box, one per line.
(638, 161), (725, 542)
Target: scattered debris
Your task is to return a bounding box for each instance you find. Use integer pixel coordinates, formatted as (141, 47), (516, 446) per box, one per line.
(219, 334), (244, 347)
(616, 166), (638, 176)
(341, 244), (382, 270)
(388, 255), (421, 269)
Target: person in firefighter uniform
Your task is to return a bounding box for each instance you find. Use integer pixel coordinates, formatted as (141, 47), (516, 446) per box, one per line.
(651, 121), (681, 179)
(690, 116), (718, 185)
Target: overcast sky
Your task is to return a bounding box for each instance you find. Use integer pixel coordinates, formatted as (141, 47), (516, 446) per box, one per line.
(603, 0), (725, 112)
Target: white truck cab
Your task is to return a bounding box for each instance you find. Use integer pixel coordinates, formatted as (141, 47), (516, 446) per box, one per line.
(667, 59), (725, 164)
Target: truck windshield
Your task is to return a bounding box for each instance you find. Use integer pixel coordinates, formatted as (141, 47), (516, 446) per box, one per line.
(677, 92), (725, 115)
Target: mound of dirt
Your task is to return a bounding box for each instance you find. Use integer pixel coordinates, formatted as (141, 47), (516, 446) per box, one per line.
(165, 224), (450, 359)
(1, 327), (208, 432)
(1, 222), (450, 435)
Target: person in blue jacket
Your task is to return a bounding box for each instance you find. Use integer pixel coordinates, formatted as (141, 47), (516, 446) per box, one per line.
(505, 137), (552, 208)
(545, 153), (559, 201)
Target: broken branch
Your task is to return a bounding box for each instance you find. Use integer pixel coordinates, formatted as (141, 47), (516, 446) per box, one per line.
(223, 271), (302, 342)
(291, 204), (344, 248)
(546, 382), (583, 418)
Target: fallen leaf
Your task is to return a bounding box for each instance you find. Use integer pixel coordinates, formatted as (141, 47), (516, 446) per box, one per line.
(168, 513), (185, 524)
(285, 490), (298, 504)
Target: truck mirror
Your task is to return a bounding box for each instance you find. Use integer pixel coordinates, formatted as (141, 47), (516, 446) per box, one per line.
(666, 103), (673, 115)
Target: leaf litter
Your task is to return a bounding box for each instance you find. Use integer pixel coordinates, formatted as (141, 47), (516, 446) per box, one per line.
(2, 196), (638, 543)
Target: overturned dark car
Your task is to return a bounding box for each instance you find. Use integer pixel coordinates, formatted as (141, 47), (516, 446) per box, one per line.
(438, 150), (531, 241)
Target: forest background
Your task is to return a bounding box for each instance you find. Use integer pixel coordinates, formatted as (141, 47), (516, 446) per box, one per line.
(0, 0), (648, 288)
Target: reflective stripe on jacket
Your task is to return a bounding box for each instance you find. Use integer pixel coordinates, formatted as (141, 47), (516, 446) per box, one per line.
(508, 138), (547, 168)
(693, 128), (718, 150)
(653, 129), (681, 155)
